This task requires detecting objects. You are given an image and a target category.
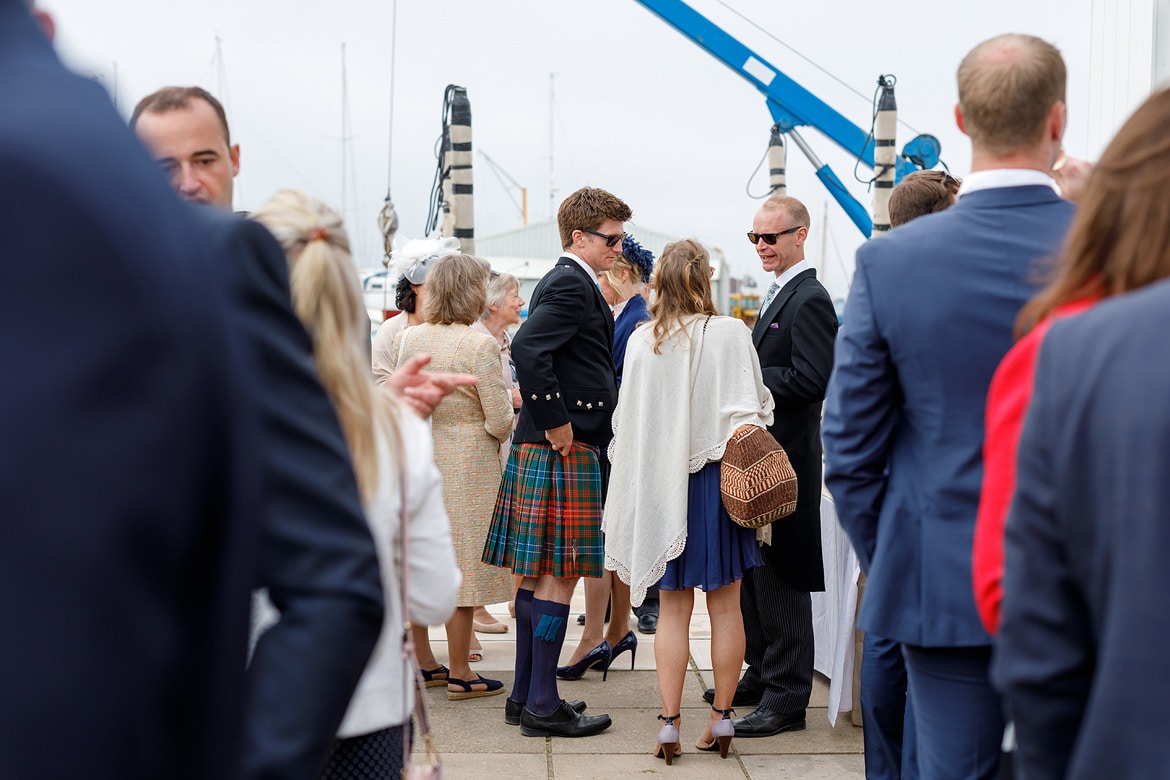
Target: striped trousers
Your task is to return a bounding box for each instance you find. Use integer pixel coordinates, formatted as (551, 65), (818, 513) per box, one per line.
(740, 560), (814, 714)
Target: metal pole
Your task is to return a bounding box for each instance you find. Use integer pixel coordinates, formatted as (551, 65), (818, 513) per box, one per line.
(871, 75), (897, 234)
(449, 87), (475, 255)
(767, 124), (786, 195)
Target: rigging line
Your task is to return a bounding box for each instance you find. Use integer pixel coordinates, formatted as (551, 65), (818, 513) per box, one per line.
(710, 0), (924, 137)
(385, 0), (398, 194)
(478, 151), (525, 217)
(744, 143), (774, 200)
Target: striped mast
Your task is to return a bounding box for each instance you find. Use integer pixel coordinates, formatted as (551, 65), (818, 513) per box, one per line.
(447, 87), (475, 254)
(767, 123), (787, 194)
(871, 75), (897, 234)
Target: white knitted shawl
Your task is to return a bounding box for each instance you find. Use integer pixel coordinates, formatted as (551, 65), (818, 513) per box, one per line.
(603, 314), (775, 606)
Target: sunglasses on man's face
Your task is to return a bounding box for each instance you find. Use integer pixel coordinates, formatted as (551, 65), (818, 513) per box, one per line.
(581, 228), (626, 248)
(747, 225), (803, 246)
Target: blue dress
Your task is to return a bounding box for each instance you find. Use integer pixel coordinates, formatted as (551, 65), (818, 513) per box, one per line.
(659, 461), (762, 591)
(612, 294), (649, 387)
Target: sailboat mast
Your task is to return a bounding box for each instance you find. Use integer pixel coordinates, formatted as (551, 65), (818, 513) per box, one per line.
(341, 43), (349, 219)
(549, 73), (556, 217)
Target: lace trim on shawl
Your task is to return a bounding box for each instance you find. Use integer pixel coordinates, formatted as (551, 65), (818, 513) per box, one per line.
(606, 523), (688, 609)
(689, 441), (727, 474)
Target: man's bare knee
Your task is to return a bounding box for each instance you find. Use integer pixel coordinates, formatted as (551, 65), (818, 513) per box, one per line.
(534, 575), (578, 603)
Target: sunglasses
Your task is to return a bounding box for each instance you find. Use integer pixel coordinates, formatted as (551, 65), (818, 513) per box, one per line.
(581, 227), (627, 248)
(747, 225), (803, 245)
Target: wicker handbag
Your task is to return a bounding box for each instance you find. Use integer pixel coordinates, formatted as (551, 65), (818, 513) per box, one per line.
(719, 424), (798, 529)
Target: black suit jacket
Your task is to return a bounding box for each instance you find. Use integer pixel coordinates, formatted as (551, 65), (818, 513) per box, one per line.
(1, 8), (263, 778)
(187, 207), (385, 780)
(512, 257), (618, 448)
(752, 268), (838, 591)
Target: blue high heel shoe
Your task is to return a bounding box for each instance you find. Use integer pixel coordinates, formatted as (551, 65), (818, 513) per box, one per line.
(608, 631), (638, 673)
(557, 640), (612, 681)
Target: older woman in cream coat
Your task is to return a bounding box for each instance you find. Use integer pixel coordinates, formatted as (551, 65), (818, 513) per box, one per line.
(390, 253), (514, 701)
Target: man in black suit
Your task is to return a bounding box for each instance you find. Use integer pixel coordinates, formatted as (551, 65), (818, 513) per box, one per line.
(713, 195), (838, 737)
(132, 87), (388, 779)
(2, 5), (265, 777)
(483, 187), (631, 738)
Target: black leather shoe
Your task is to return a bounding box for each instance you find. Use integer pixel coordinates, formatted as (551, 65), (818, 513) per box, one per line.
(634, 601), (659, 634)
(505, 697), (586, 725)
(520, 699), (612, 737)
(731, 707), (806, 738)
(702, 681), (762, 707)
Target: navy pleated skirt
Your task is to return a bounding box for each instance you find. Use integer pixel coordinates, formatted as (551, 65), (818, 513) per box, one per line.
(659, 461), (762, 592)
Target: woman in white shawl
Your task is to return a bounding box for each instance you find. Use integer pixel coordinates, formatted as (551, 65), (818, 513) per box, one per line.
(603, 239), (773, 763)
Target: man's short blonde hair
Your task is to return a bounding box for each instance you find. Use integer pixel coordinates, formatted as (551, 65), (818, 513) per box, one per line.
(759, 195), (810, 229)
(957, 34), (1066, 155)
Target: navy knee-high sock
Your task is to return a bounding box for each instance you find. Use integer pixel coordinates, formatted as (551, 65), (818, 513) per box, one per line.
(510, 588), (535, 704)
(527, 598), (570, 716)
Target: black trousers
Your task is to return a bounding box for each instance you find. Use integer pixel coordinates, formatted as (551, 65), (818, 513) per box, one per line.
(740, 560), (814, 714)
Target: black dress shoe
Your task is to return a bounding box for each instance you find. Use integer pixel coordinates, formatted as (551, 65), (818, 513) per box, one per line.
(520, 699), (612, 737)
(731, 706), (806, 738)
(702, 682), (762, 707)
(505, 697), (586, 725)
(634, 600), (659, 634)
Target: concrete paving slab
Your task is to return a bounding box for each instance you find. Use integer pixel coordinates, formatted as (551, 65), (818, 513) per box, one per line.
(741, 753), (865, 779)
(730, 707), (862, 756)
(416, 582), (864, 778)
(552, 750), (749, 778)
(435, 752), (550, 777)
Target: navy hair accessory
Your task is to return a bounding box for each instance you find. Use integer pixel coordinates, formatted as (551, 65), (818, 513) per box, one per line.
(621, 235), (655, 283)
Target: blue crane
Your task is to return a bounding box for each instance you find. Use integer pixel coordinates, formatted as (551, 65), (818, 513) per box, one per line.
(632, 0), (941, 237)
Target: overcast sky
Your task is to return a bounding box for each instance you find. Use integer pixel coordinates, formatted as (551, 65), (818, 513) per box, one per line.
(45, 0), (1094, 299)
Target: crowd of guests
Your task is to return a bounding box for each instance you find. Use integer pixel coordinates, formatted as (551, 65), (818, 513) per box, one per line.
(8, 2), (1170, 778)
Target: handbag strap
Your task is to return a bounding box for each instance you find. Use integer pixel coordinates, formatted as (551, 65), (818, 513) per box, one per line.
(396, 422), (440, 771)
(687, 315), (712, 397)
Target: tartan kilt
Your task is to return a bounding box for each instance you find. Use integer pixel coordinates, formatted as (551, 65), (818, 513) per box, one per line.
(482, 441), (604, 579)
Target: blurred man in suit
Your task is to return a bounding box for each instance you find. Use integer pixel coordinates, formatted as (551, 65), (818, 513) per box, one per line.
(997, 280), (1170, 780)
(714, 195), (838, 738)
(823, 34), (1074, 779)
(133, 87), (388, 778)
(1, 3), (265, 777)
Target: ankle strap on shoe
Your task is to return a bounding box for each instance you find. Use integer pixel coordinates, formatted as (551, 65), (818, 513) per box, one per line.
(657, 713), (681, 725)
(711, 706), (735, 719)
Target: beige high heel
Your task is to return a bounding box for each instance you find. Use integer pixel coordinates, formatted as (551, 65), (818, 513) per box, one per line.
(654, 713), (682, 765)
(695, 706), (735, 759)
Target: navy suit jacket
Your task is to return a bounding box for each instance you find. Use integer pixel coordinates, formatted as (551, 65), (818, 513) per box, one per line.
(1, 7), (263, 778)
(752, 269), (838, 592)
(512, 257), (618, 448)
(995, 280), (1170, 780)
(186, 208), (385, 780)
(823, 185), (1074, 647)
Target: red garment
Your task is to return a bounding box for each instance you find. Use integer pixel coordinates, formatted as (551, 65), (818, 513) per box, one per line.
(973, 298), (1096, 634)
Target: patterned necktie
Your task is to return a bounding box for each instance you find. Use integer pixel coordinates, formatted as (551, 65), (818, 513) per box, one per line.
(760, 280), (781, 315)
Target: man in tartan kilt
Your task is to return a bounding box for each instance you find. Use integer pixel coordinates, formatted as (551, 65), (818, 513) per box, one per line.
(482, 187), (631, 738)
